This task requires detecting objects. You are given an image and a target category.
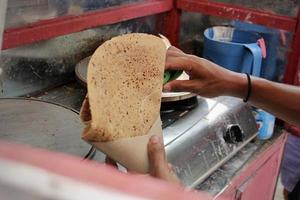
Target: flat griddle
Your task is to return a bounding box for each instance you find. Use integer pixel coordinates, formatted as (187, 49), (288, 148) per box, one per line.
(75, 56), (91, 87)
(75, 56), (197, 103)
(0, 98), (94, 159)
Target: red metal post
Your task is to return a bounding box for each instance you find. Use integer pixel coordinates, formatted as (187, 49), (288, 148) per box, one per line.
(2, 0), (173, 50)
(283, 10), (300, 84)
(177, 0), (297, 32)
(159, 0), (182, 47)
(296, 58), (300, 85)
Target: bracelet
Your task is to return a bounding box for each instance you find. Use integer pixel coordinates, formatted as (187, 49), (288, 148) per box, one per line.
(243, 73), (251, 103)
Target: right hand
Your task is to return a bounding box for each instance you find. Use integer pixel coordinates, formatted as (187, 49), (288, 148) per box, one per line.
(164, 46), (247, 98)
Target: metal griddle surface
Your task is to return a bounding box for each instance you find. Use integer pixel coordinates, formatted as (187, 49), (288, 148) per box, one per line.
(75, 56), (90, 87)
(0, 98), (91, 158)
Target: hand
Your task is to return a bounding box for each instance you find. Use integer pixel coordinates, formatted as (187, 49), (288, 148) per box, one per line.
(147, 135), (181, 185)
(164, 46), (247, 98)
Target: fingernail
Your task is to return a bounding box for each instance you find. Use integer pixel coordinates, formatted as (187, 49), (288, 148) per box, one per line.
(163, 84), (171, 92)
(150, 135), (159, 144)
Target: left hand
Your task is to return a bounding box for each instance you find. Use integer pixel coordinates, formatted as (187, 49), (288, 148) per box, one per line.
(147, 135), (181, 185)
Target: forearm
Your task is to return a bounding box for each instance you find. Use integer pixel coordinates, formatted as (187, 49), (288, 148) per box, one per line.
(226, 72), (300, 127)
(164, 49), (300, 126)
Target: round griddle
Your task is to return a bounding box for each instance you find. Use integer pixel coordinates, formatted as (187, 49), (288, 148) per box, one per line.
(0, 98), (94, 159)
(75, 56), (91, 87)
(75, 56), (197, 102)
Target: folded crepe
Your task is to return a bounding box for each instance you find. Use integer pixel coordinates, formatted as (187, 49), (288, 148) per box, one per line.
(80, 33), (166, 173)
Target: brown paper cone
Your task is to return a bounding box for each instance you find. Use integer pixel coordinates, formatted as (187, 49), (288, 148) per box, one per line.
(90, 116), (163, 173)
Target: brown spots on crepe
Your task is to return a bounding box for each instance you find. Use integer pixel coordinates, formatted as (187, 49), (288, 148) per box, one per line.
(84, 33), (165, 142)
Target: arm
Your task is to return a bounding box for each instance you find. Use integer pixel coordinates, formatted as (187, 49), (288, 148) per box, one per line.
(147, 47), (300, 185)
(227, 74), (300, 127)
(164, 46), (300, 127)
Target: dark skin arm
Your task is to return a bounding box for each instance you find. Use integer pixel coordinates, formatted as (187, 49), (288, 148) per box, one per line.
(163, 46), (300, 127)
(237, 77), (300, 127)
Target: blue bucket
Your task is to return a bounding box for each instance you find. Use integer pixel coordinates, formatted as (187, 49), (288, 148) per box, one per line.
(203, 26), (265, 76)
(234, 21), (279, 80)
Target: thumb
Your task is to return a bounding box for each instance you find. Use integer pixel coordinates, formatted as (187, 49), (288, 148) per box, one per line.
(148, 135), (167, 175)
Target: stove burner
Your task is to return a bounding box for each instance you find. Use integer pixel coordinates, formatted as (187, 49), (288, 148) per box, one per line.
(160, 96), (198, 128)
(161, 96), (198, 111)
(161, 109), (191, 128)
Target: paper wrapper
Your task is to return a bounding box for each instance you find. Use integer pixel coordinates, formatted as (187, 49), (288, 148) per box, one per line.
(88, 116), (163, 174)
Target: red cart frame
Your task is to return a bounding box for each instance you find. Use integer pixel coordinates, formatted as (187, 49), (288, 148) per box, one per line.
(2, 0), (299, 84)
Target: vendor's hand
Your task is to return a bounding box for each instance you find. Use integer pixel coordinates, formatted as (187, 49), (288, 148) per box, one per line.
(164, 46), (247, 98)
(148, 135), (181, 185)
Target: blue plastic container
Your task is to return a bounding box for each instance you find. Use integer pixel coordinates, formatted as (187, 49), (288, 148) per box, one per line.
(203, 26), (264, 76)
(234, 21), (279, 80)
(255, 109), (276, 140)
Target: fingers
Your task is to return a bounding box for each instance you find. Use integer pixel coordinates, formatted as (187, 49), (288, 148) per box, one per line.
(148, 135), (167, 175)
(167, 49), (185, 58)
(148, 135), (182, 185)
(167, 46), (185, 57)
(165, 56), (195, 72)
(168, 46), (184, 53)
(163, 80), (198, 93)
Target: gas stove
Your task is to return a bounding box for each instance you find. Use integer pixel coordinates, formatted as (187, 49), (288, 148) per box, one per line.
(34, 83), (258, 188)
(161, 96), (258, 188)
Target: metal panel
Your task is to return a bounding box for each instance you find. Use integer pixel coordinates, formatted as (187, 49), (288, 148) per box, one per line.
(163, 97), (217, 145)
(165, 96), (258, 187)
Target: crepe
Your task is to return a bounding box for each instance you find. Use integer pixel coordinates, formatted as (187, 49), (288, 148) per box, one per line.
(81, 33), (166, 142)
(80, 33), (166, 173)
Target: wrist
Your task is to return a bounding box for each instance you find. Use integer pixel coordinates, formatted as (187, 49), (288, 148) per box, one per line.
(223, 72), (248, 99)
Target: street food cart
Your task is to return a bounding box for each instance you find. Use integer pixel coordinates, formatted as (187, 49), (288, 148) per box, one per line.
(0, 0), (299, 199)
